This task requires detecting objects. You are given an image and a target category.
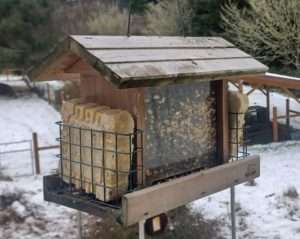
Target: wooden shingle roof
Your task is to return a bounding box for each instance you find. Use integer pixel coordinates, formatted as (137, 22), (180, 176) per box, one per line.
(29, 35), (268, 88)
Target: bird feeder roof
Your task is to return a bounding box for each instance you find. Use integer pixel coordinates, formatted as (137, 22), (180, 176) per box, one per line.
(29, 35), (268, 88)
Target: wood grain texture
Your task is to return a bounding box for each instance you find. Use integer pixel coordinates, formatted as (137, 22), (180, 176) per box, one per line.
(29, 35), (268, 89)
(88, 48), (250, 64)
(71, 35), (235, 49)
(107, 58), (268, 82)
(215, 80), (229, 164)
(122, 155), (260, 226)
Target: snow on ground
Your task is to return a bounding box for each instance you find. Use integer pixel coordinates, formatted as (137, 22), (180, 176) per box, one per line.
(0, 79), (300, 238)
(193, 141), (300, 239)
(0, 82), (78, 239)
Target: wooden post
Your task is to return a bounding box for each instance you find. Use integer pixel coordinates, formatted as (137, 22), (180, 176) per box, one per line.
(139, 219), (146, 239)
(215, 80), (229, 164)
(286, 99), (290, 140)
(47, 83), (51, 104)
(272, 107), (279, 142)
(266, 88), (270, 122)
(32, 132), (41, 175)
(77, 211), (83, 239)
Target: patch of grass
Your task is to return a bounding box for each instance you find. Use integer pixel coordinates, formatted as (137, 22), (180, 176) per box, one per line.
(284, 187), (299, 199)
(83, 206), (224, 239)
(0, 170), (13, 182)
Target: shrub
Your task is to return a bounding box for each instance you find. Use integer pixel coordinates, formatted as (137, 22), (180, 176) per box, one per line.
(221, 0), (300, 70)
(144, 0), (193, 36)
(284, 186), (299, 199)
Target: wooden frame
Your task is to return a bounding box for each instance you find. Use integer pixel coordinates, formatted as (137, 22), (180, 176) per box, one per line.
(215, 80), (229, 164)
(122, 155), (260, 226)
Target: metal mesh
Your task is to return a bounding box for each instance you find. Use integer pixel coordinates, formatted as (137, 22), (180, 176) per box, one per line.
(229, 112), (249, 161)
(56, 121), (144, 205)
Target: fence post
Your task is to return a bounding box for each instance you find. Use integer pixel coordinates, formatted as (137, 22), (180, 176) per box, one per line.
(272, 107), (279, 142)
(32, 132), (41, 175)
(47, 83), (51, 104)
(286, 99), (290, 140)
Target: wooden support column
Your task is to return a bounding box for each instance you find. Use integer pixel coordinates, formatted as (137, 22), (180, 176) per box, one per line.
(286, 99), (290, 140)
(266, 88), (270, 122)
(215, 80), (229, 164)
(272, 107), (279, 142)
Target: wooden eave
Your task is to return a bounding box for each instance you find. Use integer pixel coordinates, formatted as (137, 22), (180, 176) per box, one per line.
(240, 73), (300, 90)
(28, 35), (268, 89)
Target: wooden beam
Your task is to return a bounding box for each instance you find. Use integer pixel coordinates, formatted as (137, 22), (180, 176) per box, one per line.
(282, 88), (300, 103)
(266, 88), (270, 122)
(215, 80), (229, 164)
(246, 85), (259, 96)
(122, 155), (260, 226)
(242, 75), (300, 90)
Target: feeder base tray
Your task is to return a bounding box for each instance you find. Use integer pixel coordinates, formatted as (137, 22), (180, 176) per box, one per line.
(43, 175), (121, 219)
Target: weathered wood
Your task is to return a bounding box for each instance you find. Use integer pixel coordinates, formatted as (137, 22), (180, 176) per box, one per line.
(72, 35), (235, 49)
(246, 85), (259, 96)
(266, 88), (270, 122)
(122, 155), (260, 226)
(272, 107), (279, 142)
(242, 74), (300, 91)
(29, 36), (268, 89)
(107, 58), (268, 83)
(215, 80), (229, 164)
(32, 132), (41, 175)
(89, 48), (250, 64)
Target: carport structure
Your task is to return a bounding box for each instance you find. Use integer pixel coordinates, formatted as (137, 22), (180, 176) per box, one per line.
(230, 73), (300, 142)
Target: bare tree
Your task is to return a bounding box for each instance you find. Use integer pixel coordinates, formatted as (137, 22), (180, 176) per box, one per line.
(221, 0), (300, 69)
(143, 0), (193, 36)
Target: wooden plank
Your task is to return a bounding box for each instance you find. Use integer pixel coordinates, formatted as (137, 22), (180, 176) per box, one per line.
(122, 155), (260, 226)
(88, 48), (250, 64)
(243, 75), (300, 90)
(215, 80), (229, 164)
(72, 35), (234, 49)
(107, 58), (268, 82)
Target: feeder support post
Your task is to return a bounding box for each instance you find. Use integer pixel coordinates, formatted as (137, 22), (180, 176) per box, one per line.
(32, 132), (41, 175)
(139, 219), (146, 239)
(230, 186), (237, 239)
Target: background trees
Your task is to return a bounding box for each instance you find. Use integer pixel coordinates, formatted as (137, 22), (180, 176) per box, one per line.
(221, 0), (300, 74)
(0, 0), (56, 70)
(0, 0), (298, 76)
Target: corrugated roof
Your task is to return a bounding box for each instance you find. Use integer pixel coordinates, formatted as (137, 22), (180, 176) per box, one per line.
(29, 35), (268, 88)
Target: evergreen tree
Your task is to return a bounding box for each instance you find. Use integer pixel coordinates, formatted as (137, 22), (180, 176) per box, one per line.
(0, 0), (56, 70)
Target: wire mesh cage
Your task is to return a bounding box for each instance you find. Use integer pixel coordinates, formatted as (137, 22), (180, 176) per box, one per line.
(229, 112), (250, 161)
(56, 121), (144, 207)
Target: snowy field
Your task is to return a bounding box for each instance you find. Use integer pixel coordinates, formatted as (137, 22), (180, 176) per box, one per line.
(0, 80), (300, 238)
(0, 85), (78, 239)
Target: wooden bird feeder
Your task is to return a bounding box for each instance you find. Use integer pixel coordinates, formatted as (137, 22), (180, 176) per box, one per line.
(29, 35), (268, 227)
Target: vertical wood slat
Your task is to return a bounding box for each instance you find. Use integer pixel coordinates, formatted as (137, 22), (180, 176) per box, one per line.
(32, 132), (41, 175)
(215, 80), (229, 164)
(272, 107), (279, 142)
